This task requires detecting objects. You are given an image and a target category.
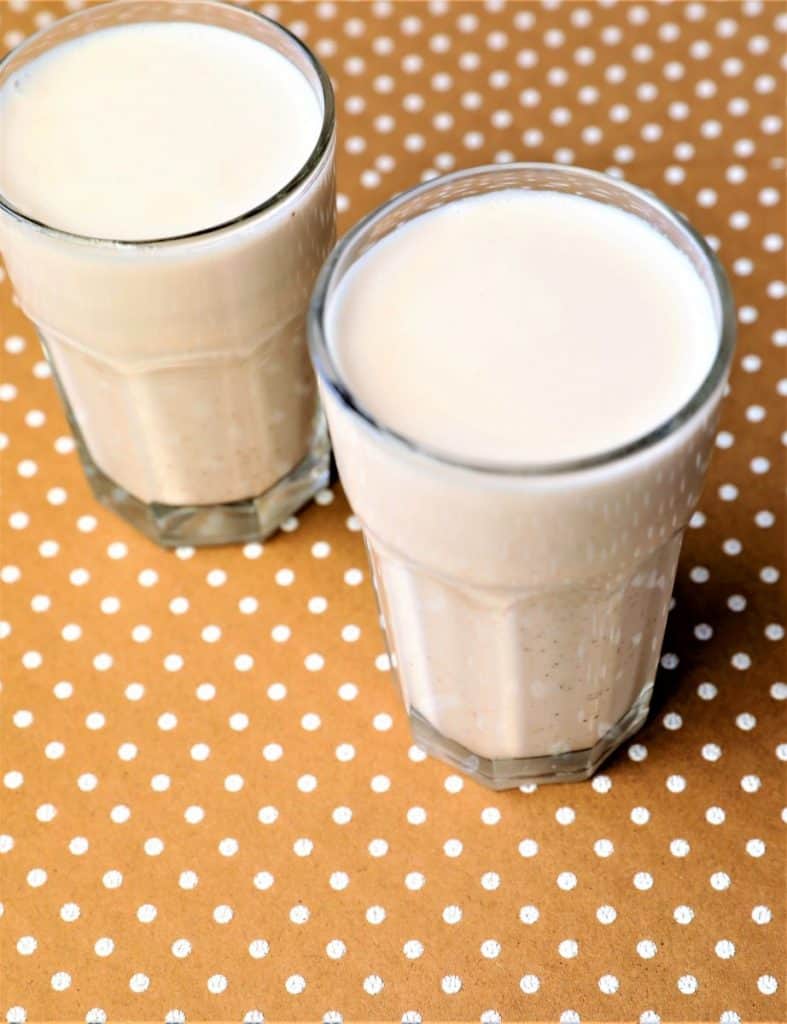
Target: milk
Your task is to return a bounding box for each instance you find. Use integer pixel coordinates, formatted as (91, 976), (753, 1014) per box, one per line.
(329, 191), (717, 464)
(319, 180), (730, 783)
(0, 13), (335, 518)
(0, 23), (322, 239)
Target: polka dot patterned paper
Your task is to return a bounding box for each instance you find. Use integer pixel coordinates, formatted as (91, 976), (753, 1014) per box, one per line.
(1, 1), (785, 1020)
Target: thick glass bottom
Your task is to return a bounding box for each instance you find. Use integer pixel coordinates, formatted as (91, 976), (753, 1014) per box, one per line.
(40, 328), (331, 546)
(75, 429), (330, 547)
(408, 691), (652, 789)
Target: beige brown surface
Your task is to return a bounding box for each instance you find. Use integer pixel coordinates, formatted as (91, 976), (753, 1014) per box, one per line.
(1, 1), (785, 1020)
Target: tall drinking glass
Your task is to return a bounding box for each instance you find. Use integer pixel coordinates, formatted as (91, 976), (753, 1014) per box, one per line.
(0, 1), (335, 546)
(309, 164), (735, 788)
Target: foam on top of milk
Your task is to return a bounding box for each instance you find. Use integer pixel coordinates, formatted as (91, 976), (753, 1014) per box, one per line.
(327, 189), (718, 465)
(0, 21), (322, 240)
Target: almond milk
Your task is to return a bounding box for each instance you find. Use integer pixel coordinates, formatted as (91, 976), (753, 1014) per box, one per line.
(314, 170), (733, 785)
(0, 8), (335, 538)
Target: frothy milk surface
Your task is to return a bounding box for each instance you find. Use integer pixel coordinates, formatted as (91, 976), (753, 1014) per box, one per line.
(0, 22), (322, 239)
(328, 190), (717, 463)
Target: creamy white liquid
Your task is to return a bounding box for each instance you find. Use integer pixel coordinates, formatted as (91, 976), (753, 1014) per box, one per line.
(0, 18), (335, 507)
(323, 188), (725, 768)
(329, 190), (717, 464)
(0, 22), (322, 239)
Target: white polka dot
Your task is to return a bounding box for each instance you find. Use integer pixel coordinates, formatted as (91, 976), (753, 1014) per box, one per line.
(61, 902), (80, 922)
(129, 973), (150, 994)
(17, 936), (37, 955)
(404, 871), (425, 891)
(171, 938), (192, 958)
(248, 939), (269, 959)
(293, 836), (314, 857)
(757, 975), (779, 995)
(36, 803), (57, 823)
(442, 904), (462, 924)
(441, 974), (462, 994)
(710, 872), (731, 891)
(330, 871), (349, 890)
(363, 974), (384, 995)
(520, 974), (540, 994)
(599, 974), (620, 995)
(596, 904), (617, 924)
(289, 904), (310, 924)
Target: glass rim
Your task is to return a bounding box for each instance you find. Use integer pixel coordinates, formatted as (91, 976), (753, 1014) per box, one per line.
(0, 0), (335, 247)
(309, 161), (736, 478)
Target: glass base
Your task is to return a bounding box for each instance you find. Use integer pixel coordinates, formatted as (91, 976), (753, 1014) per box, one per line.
(408, 692), (651, 789)
(40, 328), (331, 547)
(78, 439), (330, 547)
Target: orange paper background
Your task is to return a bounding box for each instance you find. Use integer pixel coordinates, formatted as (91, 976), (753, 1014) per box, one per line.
(0, 1), (785, 1021)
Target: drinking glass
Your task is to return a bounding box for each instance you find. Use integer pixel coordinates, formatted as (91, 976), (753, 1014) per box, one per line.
(0, 0), (336, 546)
(309, 164), (735, 788)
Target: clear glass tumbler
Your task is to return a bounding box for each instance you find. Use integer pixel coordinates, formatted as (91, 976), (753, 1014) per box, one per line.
(309, 164), (735, 788)
(0, 1), (335, 547)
